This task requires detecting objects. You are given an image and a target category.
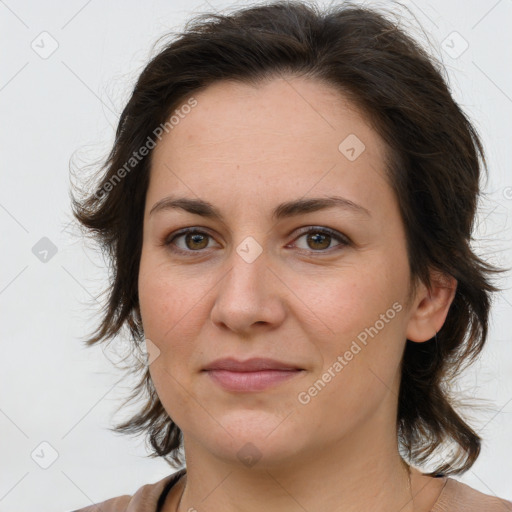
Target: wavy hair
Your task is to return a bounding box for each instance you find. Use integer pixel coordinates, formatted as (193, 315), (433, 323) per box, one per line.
(70, 0), (507, 474)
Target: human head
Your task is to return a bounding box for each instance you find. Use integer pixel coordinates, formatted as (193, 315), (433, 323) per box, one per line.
(70, 0), (505, 476)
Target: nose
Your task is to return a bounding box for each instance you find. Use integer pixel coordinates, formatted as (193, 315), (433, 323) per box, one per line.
(210, 241), (287, 335)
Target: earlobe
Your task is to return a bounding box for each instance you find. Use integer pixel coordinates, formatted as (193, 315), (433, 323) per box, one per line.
(405, 271), (457, 343)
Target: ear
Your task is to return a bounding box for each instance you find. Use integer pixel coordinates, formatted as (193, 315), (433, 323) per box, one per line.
(406, 269), (457, 343)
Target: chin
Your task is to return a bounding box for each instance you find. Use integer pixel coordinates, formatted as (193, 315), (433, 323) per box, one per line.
(197, 414), (309, 468)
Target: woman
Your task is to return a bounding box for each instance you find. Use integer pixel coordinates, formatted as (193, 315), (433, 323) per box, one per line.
(69, 1), (512, 511)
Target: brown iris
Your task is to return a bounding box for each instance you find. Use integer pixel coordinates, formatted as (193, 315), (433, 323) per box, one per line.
(306, 231), (331, 250)
(184, 232), (209, 250)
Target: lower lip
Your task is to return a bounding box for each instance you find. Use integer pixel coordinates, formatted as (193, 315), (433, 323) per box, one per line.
(204, 369), (303, 392)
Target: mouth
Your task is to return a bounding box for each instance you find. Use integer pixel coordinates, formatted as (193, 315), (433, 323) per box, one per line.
(202, 357), (304, 372)
(201, 357), (306, 392)
(203, 368), (305, 392)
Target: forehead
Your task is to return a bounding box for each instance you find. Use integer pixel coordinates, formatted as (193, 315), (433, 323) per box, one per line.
(147, 76), (393, 217)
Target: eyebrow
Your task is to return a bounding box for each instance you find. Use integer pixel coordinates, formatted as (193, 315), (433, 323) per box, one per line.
(149, 195), (371, 221)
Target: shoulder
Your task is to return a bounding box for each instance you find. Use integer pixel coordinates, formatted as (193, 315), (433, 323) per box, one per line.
(70, 493), (132, 512)
(69, 468), (186, 512)
(433, 476), (512, 512)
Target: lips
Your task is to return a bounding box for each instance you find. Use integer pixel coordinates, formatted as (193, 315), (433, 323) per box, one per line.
(202, 357), (305, 392)
(202, 357), (303, 372)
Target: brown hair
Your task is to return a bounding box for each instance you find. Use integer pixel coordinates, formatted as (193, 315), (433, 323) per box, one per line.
(70, 0), (508, 475)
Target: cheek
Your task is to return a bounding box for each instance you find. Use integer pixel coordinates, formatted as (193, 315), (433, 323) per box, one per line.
(295, 266), (391, 337)
(139, 266), (202, 425)
(294, 262), (407, 379)
(138, 255), (197, 340)
(295, 283), (406, 439)
(138, 254), (211, 379)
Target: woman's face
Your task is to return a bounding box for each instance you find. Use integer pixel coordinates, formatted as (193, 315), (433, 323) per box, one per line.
(138, 76), (425, 468)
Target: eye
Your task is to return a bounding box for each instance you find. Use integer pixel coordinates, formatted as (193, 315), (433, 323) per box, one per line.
(162, 226), (350, 256)
(290, 227), (349, 253)
(164, 228), (219, 254)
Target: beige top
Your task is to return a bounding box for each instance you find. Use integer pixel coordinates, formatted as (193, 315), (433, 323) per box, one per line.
(70, 468), (512, 512)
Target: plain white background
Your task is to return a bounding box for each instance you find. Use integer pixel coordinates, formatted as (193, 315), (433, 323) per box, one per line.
(1, 0), (511, 510)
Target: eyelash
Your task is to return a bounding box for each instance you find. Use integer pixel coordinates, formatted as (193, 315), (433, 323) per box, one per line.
(162, 226), (350, 256)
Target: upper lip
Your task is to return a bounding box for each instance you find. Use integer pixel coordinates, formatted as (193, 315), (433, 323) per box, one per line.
(203, 357), (303, 372)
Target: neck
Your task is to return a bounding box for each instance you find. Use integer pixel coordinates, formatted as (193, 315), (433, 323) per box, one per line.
(174, 425), (416, 512)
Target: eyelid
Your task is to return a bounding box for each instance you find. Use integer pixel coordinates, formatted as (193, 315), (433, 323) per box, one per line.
(291, 225), (350, 244)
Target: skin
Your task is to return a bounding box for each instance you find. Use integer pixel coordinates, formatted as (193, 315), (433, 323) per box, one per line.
(138, 75), (457, 512)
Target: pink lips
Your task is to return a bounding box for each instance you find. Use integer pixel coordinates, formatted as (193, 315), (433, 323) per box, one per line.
(202, 357), (304, 392)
